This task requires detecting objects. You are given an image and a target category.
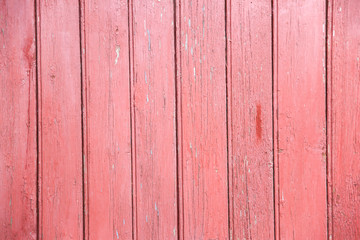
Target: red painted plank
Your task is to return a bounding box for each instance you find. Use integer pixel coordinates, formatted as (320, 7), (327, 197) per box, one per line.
(329, 0), (360, 238)
(0, 0), (37, 238)
(131, 0), (177, 238)
(274, 0), (327, 238)
(82, 0), (133, 239)
(179, 1), (228, 239)
(227, 1), (274, 239)
(38, 1), (83, 239)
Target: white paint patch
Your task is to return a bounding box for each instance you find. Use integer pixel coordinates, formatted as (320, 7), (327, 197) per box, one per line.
(155, 202), (159, 216)
(147, 29), (151, 51)
(115, 46), (120, 65)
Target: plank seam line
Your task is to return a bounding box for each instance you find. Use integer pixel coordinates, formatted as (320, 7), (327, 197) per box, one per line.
(271, 0), (275, 238)
(127, 0), (137, 239)
(172, 0), (182, 239)
(325, 0), (329, 238)
(325, 0), (334, 239)
(35, 0), (40, 238)
(271, 0), (280, 238)
(225, 0), (232, 239)
(78, 0), (87, 239)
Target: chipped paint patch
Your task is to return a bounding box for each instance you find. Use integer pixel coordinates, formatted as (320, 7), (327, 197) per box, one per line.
(115, 46), (120, 65)
(147, 29), (151, 51)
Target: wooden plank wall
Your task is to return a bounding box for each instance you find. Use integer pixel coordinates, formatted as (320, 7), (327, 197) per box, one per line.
(0, 0), (359, 239)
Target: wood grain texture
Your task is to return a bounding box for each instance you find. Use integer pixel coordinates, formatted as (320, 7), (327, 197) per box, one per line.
(38, 1), (83, 239)
(0, 0), (37, 239)
(274, 0), (327, 238)
(83, 0), (132, 239)
(329, 0), (360, 238)
(179, 1), (228, 239)
(228, 1), (274, 239)
(131, 0), (178, 238)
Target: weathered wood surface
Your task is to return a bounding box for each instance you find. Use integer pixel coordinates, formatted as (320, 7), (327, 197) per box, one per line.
(0, 0), (37, 238)
(228, 1), (274, 239)
(328, 0), (360, 238)
(82, 0), (133, 239)
(131, 0), (178, 239)
(0, 0), (359, 239)
(38, 0), (83, 239)
(179, 1), (228, 239)
(274, 0), (327, 238)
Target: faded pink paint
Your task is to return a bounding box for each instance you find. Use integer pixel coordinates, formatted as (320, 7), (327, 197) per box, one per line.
(0, 1), (359, 239)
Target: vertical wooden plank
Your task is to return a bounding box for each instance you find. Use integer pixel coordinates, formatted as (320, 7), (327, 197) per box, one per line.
(38, 1), (83, 239)
(82, 0), (132, 239)
(275, 0), (327, 238)
(228, 1), (274, 239)
(179, 1), (228, 239)
(0, 0), (37, 238)
(131, 0), (177, 238)
(329, 0), (360, 238)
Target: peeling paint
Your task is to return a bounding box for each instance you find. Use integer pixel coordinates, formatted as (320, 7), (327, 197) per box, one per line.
(115, 46), (120, 65)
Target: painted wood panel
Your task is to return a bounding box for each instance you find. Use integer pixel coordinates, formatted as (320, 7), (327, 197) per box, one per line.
(0, 0), (37, 238)
(227, 0), (274, 239)
(179, 1), (228, 239)
(329, 0), (360, 238)
(2, 1), (360, 239)
(38, 1), (83, 239)
(82, 0), (133, 239)
(274, 0), (327, 239)
(131, 0), (178, 238)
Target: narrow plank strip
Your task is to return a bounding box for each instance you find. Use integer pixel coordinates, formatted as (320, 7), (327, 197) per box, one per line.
(330, 0), (360, 238)
(275, 0), (327, 238)
(83, 0), (133, 239)
(132, 0), (178, 238)
(179, 1), (228, 239)
(39, 1), (83, 238)
(0, 0), (37, 238)
(228, 0), (274, 239)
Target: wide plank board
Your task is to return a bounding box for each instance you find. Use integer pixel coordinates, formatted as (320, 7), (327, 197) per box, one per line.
(329, 0), (360, 238)
(38, 1), (83, 238)
(83, 0), (133, 239)
(228, 0), (274, 239)
(274, 0), (327, 238)
(0, 0), (37, 238)
(179, 1), (228, 239)
(131, 0), (178, 238)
